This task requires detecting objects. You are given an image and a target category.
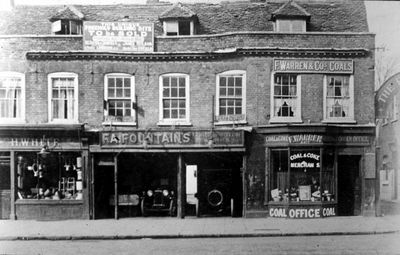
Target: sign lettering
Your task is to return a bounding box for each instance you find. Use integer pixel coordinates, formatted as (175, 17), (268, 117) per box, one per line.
(269, 206), (336, 218)
(100, 130), (244, 148)
(274, 59), (353, 74)
(266, 134), (370, 145)
(83, 21), (154, 52)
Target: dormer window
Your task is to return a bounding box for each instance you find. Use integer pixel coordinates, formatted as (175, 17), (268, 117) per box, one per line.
(164, 20), (193, 36)
(271, 0), (310, 33)
(159, 3), (197, 36)
(276, 19), (306, 32)
(49, 5), (84, 35)
(52, 20), (82, 35)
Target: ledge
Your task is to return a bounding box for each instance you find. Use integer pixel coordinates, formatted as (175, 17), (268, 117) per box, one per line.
(26, 47), (369, 61)
(15, 199), (83, 205)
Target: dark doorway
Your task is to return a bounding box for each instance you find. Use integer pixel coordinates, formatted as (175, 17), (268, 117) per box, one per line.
(0, 152), (11, 219)
(337, 155), (361, 216)
(185, 153), (243, 217)
(94, 165), (114, 219)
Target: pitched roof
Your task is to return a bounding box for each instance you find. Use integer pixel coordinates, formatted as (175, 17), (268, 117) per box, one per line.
(0, 1), (369, 35)
(271, 0), (311, 20)
(49, 5), (85, 21)
(159, 2), (197, 20)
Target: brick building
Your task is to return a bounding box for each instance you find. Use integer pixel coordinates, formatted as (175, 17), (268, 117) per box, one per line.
(0, 0), (376, 220)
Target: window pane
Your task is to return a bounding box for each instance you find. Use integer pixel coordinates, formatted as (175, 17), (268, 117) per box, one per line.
(171, 77), (177, 87)
(179, 99), (185, 108)
(171, 88), (178, 97)
(124, 88), (130, 97)
(179, 109), (186, 118)
(116, 78), (122, 88)
(163, 110), (170, 118)
(163, 87), (170, 97)
(171, 109), (178, 118)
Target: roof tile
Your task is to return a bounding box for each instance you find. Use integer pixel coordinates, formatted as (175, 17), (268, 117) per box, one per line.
(159, 2), (197, 19)
(0, 1), (369, 35)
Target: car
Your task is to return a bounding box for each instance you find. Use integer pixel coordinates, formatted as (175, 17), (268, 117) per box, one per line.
(141, 187), (176, 217)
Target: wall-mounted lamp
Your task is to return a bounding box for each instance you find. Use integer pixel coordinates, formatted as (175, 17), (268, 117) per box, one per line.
(38, 145), (51, 158)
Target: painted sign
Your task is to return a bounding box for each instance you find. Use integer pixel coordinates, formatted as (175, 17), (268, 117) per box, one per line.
(375, 72), (400, 119)
(100, 130), (244, 148)
(290, 152), (320, 168)
(269, 205), (336, 218)
(266, 134), (370, 146)
(215, 114), (246, 123)
(83, 21), (154, 52)
(274, 59), (353, 74)
(0, 136), (80, 149)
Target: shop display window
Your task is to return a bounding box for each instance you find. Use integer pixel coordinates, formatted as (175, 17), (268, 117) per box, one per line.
(269, 148), (336, 203)
(16, 151), (83, 200)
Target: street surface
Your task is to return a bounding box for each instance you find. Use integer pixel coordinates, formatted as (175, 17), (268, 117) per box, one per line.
(0, 234), (399, 255)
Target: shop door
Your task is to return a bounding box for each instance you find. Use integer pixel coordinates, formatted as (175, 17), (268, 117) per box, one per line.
(337, 155), (361, 216)
(198, 169), (232, 216)
(0, 153), (11, 219)
(94, 165), (114, 219)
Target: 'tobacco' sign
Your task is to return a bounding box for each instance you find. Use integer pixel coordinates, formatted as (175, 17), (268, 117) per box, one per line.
(83, 22), (154, 52)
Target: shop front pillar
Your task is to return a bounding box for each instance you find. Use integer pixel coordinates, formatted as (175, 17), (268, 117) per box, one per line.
(10, 151), (16, 220)
(177, 153), (185, 218)
(114, 155), (118, 220)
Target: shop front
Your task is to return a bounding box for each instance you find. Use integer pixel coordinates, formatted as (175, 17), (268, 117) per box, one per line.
(0, 126), (89, 220)
(261, 126), (375, 218)
(89, 129), (245, 219)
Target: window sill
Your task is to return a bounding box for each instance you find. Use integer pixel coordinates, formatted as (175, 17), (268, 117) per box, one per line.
(48, 120), (79, 125)
(15, 199), (83, 205)
(214, 120), (248, 126)
(269, 117), (303, 124)
(0, 119), (26, 125)
(157, 121), (192, 127)
(321, 119), (356, 124)
(102, 122), (137, 127)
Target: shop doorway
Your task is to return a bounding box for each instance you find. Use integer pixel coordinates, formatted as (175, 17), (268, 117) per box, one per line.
(0, 152), (11, 219)
(93, 164), (115, 219)
(185, 153), (243, 217)
(337, 155), (361, 216)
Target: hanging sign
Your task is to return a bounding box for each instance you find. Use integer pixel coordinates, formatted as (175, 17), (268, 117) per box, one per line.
(83, 21), (154, 52)
(375, 72), (400, 119)
(274, 59), (353, 74)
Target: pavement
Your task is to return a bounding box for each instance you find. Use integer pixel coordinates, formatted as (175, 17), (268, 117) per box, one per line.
(0, 214), (399, 241)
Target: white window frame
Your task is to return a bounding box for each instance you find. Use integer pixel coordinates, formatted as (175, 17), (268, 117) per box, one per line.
(48, 72), (79, 124)
(322, 75), (355, 123)
(215, 70), (247, 125)
(269, 72), (302, 123)
(163, 20), (194, 36)
(0, 71), (25, 124)
(52, 19), (82, 35)
(276, 19), (306, 32)
(158, 73), (191, 126)
(103, 73), (136, 126)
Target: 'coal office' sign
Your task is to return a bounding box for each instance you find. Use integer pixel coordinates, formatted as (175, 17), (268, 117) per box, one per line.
(274, 59), (353, 74)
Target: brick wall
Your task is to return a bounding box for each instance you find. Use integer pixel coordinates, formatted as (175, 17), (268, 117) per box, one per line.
(0, 33), (375, 128)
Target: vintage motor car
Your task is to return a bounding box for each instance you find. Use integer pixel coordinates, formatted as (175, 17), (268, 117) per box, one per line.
(141, 187), (176, 216)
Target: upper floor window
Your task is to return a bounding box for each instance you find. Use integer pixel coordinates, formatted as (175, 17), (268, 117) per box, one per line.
(52, 20), (82, 35)
(323, 75), (355, 123)
(215, 70), (246, 124)
(270, 73), (302, 123)
(0, 72), (25, 122)
(159, 73), (190, 125)
(103, 74), (135, 125)
(48, 73), (78, 123)
(276, 19), (306, 32)
(163, 20), (193, 36)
